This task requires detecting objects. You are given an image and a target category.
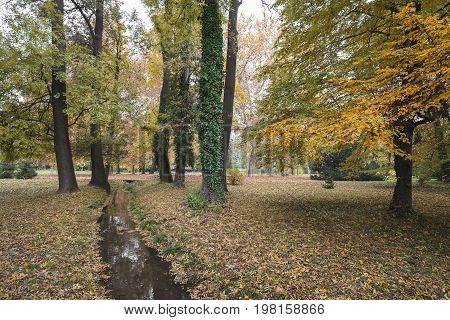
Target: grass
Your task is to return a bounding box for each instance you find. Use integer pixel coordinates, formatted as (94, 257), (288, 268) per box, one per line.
(132, 176), (449, 299)
(0, 179), (108, 299)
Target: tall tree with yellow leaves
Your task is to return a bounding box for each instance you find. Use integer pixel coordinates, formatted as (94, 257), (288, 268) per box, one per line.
(311, 3), (449, 215)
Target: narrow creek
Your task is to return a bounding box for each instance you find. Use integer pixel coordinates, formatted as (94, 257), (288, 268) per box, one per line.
(98, 187), (189, 300)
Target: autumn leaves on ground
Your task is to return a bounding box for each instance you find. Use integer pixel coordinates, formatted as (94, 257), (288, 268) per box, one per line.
(1, 176), (448, 299)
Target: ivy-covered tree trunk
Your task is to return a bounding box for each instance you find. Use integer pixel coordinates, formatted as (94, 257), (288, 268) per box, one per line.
(390, 121), (414, 216)
(155, 49), (173, 183)
(198, 0), (225, 203)
(223, 0), (241, 191)
(51, 0), (79, 193)
(89, 0), (110, 193)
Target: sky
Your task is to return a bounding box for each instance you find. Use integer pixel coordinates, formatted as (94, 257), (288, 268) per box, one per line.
(121, 0), (270, 27)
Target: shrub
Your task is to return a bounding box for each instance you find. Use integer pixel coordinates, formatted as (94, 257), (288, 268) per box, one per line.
(186, 189), (208, 211)
(0, 162), (16, 179)
(14, 161), (37, 179)
(227, 167), (244, 185)
(354, 161), (386, 181)
(310, 150), (351, 181)
(322, 176), (335, 189)
(310, 150), (386, 181)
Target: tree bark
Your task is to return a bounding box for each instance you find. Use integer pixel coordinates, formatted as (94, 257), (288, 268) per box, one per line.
(89, 0), (110, 193)
(390, 0), (421, 214)
(434, 120), (450, 182)
(155, 49), (173, 183)
(223, 0), (241, 191)
(51, 0), (79, 193)
(247, 141), (256, 177)
(150, 156), (157, 174)
(89, 123), (110, 192)
(174, 67), (192, 188)
(390, 121), (414, 216)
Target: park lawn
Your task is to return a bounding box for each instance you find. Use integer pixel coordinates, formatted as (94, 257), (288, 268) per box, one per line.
(0, 179), (108, 299)
(132, 176), (449, 300)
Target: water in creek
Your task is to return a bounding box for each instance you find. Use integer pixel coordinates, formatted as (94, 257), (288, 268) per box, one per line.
(98, 187), (189, 300)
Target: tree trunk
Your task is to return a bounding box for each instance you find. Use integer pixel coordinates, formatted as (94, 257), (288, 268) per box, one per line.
(116, 162), (120, 174)
(390, 0), (422, 214)
(247, 141), (256, 177)
(390, 121), (414, 216)
(150, 157), (157, 174)
(89, 0), (110, 193)
(89, 123), (110, 192)
(156, 49), (173, 183)
(174, 66), (192, 188)
(51, 0), (79, 193)
(222, 0), (241, 191)
(105, 163), (110, 178)
(199, 0), (225, 203)
(434, 120), (450, 182)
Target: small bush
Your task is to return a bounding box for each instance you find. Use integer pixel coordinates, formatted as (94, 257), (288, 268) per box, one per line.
(0, 162), (16, 179)
(322, 177), (335, 189)
(186, 189), (208, 211)
(227, 167), (244, 185)
(14, 161), (37, 179)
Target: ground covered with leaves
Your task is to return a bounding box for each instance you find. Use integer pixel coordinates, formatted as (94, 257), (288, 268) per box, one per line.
(132, 177), (449, 299)
(0, 179), (108, 299)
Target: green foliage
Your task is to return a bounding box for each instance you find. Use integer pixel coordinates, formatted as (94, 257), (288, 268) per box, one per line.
(140, 220), (160, 234)
(14, 161), (37, 179)
(310, 150), (386, 182)
(186, 189), (209, 211)
(0, 162), (16, 179)
(321, 178), (335, 189)
(198, 0), (225, 202)
(227, 167), (244, 185)
(153, 232), (167, 244)
(0, 1), (54, 160)
(162, 242), (182, 256)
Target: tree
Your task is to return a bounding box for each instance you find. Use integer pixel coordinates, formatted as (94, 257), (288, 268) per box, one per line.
(51, 0), (79, 192)
(144, 0), (199, 186)
(258, 1), (447, 215)
(223, 0), (242, 190)
(309, 3), (449, 215)
(155, 48), (174, 183)
(70, 0), (110, 192)
(234, 14), (277, 175)
(104, 0), (125, 177)
(0, 0), (79, 192)
(198, 0), (225, 203)
(89, 0), (110, 192)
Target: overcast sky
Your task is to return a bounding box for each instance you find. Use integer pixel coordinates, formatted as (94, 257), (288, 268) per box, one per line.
(122, 0), (270, 27)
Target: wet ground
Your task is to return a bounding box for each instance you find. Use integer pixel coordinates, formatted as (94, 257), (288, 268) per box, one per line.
(98, 188), (189, 300)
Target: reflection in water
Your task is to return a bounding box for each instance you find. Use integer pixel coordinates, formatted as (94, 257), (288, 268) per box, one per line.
(99, 188), (189, 300)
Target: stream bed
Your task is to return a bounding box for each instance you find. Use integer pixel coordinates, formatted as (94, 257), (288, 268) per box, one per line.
(98, 187), (189, 300)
